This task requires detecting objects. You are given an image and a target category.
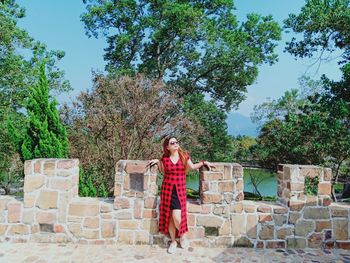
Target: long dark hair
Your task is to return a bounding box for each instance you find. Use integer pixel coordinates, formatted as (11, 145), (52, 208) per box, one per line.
(162, 137), (189, 173)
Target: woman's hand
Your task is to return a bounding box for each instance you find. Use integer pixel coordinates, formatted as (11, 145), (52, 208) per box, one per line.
(148, 159), (159, 167)
(203, 161), (215, 170)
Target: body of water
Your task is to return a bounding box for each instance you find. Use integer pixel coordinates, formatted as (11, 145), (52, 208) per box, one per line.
(186, 168), (277, 197)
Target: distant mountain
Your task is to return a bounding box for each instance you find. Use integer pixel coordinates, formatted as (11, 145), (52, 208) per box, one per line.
(227, 112), (259, 137)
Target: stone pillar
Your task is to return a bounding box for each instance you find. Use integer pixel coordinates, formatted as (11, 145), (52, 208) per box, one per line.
(23, 159), (79, 242)
(277, 164), (332, 210)
(113, 160), (159, 245)
(200, 163), (244, 205)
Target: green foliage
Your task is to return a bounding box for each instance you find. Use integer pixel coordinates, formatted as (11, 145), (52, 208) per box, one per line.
(82, 0), (281, 110)
(284, 0), (350, 64)
(79, 165), (97, 197)
(183, 93), (233, 162)
(20, 64), (69, 160)
(0, 1), (71, 110)
(304, 176), (319, 196)
(231, 135), (257, 163)
(79, 165), (109, 197)
(243, 192), (277, 201)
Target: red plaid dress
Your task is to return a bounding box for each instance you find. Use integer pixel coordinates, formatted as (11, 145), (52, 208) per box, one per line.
(159, 155), (188, 237)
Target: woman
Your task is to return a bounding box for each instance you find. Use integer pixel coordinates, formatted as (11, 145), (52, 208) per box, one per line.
(149, 137), (214, 254)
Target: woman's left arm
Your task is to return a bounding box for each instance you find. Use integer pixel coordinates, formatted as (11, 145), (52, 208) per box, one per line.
(187, 159), (214, 170)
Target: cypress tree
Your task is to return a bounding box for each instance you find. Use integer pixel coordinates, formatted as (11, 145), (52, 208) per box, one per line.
(21, 64), (68, 160)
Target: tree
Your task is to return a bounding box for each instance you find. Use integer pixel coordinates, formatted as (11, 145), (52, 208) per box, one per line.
(81, 0), (281, 110)
(0, 0), (71, 110)
(183, 93), (233, 162)
(284, 0), (350, 65)
(63, 74), (201, 194)
(19, 64), (69, 160)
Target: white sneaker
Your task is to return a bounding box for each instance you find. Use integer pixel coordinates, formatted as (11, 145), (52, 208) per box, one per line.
(180, 236), (189, 249)
(167, 241), (177, 254)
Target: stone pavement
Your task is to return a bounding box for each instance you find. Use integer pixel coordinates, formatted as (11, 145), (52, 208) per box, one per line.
(0, 243), (350, 263)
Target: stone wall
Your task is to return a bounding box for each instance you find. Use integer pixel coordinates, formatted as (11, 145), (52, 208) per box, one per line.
(0, 158), (349, 249)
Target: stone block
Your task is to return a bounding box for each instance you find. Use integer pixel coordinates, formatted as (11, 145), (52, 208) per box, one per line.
(101, 221), (115, 238)
(187, 227), (205, 239)
(201, 204), (212, 214)
(8, 224), (29, 235)
(308, 233), (322, 248)
(120, 220), (138, 229)
(218, 182), (234, 192)
(83, 217), (100, 229)
(231, 214), (245, 236)
(24, 194), (36, 208)
(224, 165), (232, 180)
(144, 197), (157, 209)
(266, 241), (286, 249)
(133, 199), (142, 219)
(114, 197), (130, 209)
(54, 224), (65, 233)
(36, 211), (56, 224)
(51, 178), (72, 191)
(68, 200), (99, 217)
(315, 220), (331, 232)
(236, 180), (243, 192)
(197, 215), (223, 227)
(323, 168), (332, 181)
(230, 203), (243, 213)
(24, 175), (45, 193)
(303, 207), (330, 219)
(81, 230), (99, 239)
(0, 224), (8, 235)
(273, 214), (287, 226)
(318, 183), (331, 195)
(143, 209), (157, 218)
(336, 241), (350, 250)
(273, 206), (288, 214)
(259, 214), (273, 223)
(114, 184), (122, 196)
(68, 223), (81, 236)
(118, 230), (134, 244)
(300, 166), (322, 178)
(277, 227), (293, 239)
(7, 202), (21, 223)
(295, 220), (314, 237)
(201, 193), (222, 204)
(187, 202), (201, 213)
(219, 220), (231, 236)
(233, 236), (253, 247)
(259, 225), (274, 240)
(286, 237), (306, 248)
(333, 219), (348, 240)
(36, 190), (58, 209)
(135, 231), (149, 244)
(187, 214), (196, 227)
(257, 205), (272, 213)
(114, 211), (132, 220)
(142, 219), (158, 234)
(288, 212), (301, 224)
(100, 203), (113, 213)
(243, 203), (256, 213)
(43, 160), (56, 177)
(288, 201), (305, 211)
(24, 160), (32, 176)
(246, 214), (257, 238)
(330, 208), (348, 217)
(57, 159), (79, 169)
(200, 171), (223, 181)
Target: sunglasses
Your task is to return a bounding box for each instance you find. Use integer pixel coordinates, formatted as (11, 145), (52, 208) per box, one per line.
(169, 141), (180, 146)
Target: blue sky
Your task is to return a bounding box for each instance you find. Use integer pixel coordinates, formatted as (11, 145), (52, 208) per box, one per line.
(17, 0), (341, 132)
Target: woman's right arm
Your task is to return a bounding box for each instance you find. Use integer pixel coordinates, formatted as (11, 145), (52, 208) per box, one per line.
(148, 159), (164, 174)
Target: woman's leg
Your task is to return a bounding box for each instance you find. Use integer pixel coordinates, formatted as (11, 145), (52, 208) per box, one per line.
(172, 209), (181, 231)
(168, 213), (176, 242)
